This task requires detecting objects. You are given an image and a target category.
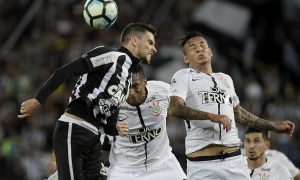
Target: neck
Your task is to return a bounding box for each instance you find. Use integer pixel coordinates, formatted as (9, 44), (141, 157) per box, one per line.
(247, 155), (267, 170)
(190, 63), (213, 74)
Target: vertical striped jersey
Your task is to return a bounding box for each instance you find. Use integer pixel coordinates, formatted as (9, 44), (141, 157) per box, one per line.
(169, 68), (241, 154)
(109, 81), (172, 171)
(35, 46), (140, 129)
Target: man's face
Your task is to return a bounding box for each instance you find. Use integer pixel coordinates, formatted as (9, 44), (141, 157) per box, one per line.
(126, 73), (147, 106)
(244, 132), (268, 160)
(183, 36), (212, 66)
(135, 31), (157, 64)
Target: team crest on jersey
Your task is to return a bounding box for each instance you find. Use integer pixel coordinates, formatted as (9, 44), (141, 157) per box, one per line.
(149, 100), (162, 116)
(258, 172), (270, 180)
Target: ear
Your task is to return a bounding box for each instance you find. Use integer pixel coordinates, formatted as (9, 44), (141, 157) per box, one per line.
(209, 48), (213, 57)
(266, 140), (270, 149)
(129, 35), (138, 47)
(183, 55), (189, 64)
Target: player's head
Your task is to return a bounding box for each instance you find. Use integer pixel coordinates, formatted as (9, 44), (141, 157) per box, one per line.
(244, 128), (269, 161)
(179, 31), (212, 66)
(127, 64), (147, 106)
(121, 22), (157, 64)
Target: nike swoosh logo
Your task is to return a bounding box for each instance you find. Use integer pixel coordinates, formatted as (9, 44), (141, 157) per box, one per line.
(118, 115), (129, 121)
(192, 78), (203, 81)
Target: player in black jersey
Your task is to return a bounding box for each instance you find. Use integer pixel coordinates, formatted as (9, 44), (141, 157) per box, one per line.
(18, 22), (157, 180)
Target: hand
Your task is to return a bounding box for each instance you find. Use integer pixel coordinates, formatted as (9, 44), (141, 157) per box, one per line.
(208, 113), (232, 132)
(116, 121), (129, 136)
(273, 120), (295, 137)
(17, 98), (41, 119)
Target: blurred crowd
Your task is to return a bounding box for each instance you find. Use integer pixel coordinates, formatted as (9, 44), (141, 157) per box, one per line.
(0, 0), (300, 179)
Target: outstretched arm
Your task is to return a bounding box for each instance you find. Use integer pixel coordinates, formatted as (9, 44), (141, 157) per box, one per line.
(168, 96), (232, 132)
(234, 104), (295, 136)
(18, 58), (89, 119)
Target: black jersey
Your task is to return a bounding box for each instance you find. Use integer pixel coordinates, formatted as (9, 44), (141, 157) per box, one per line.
(35, 46), (140, 130)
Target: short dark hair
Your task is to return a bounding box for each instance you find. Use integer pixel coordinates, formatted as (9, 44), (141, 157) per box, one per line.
(245, 128), (269, 140)
(131, 63), (146, 79)
(120, 22), (157, 44)
(180, 31), (204, 47)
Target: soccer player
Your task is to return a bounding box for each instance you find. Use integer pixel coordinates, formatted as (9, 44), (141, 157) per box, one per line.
(168, 31), (295, 179)
(244, 128), (293, 179)
(265, 149), (300, 180)
(18, 22), (157, 180)
(107, 65), (187, 180)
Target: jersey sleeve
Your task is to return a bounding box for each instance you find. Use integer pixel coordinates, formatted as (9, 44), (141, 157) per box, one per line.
(169, 70), (189, 101)
(82, 46), (123, 72)
(273, 162), (294, 179)
(227, 74), (240, 107)
(274, 151), (300, 177)
(35, 57), (90, 104)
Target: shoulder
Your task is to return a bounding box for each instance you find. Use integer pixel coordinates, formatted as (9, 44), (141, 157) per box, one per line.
(173, 68), (191, 76)
(171, 68), (191, 82)
(266, 149), (287, 160)
(214, 72), (232, 79)
(268, 160), (290, 172)
(147, 81), (170, 92)
(87, 46), (127, 57)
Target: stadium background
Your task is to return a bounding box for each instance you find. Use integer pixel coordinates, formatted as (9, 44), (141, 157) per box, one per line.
(0, 0), (300, 179)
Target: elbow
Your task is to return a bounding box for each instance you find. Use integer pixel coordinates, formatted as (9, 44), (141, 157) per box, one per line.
(167, 105), (179, 118)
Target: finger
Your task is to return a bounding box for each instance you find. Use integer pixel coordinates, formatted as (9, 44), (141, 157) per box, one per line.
(17, 114), (29, 119)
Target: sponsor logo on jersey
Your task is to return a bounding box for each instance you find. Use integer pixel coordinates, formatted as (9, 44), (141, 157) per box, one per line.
(90, 53), (117, 67)
(198, 87), (233, 105)
(129, 126), (162, 143)
(93, 84), (128, 119)
(192, 77), (204, 81)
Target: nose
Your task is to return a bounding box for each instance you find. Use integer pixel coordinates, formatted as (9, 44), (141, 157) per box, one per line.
(152, 46), (157, 53)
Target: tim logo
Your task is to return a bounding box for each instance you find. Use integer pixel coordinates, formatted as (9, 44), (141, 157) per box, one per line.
(198, 87), (233, 105)
(129, 126), (162, 143)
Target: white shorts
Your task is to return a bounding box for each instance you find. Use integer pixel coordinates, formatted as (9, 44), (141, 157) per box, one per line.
(187, 155), (251, 180)
(108, 153), (187, 180)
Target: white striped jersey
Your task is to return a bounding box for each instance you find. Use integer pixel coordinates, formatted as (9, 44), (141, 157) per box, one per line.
(241, 147), (299, 177)
(169, 68), (241, 154)
(109, 81), (172, 171)
(265, 149), (299, 178)
(69, 46), (139, 124)
(248, 159), (293, 180)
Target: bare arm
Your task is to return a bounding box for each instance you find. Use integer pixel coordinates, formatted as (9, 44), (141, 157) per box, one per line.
(168, 96), (232, 131)
(234, 104), (295, 136)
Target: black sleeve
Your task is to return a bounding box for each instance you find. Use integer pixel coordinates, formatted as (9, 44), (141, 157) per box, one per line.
(35, 57), (90, 104)
(103, 109), (119, 136)
(101, 135), (112, 151)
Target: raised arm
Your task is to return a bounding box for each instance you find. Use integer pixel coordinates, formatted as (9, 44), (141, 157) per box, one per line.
(234, 104), (295, 136)
(18, 57), (89, 119)
(168, 96), (232, 132)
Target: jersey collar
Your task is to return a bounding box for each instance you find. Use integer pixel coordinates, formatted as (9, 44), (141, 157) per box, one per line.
(119, 46), (140, 65)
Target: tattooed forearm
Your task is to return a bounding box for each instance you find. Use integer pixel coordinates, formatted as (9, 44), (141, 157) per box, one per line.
(168, 96), (209, 120)
(234, 105), (275, 131)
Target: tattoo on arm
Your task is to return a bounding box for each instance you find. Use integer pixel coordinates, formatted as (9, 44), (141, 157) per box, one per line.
(168, 96), (209, 120)
(234, 105), (275, 131)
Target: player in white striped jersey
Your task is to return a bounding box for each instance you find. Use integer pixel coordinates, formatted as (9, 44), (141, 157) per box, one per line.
(241, 134), (300, 179)
(168, 31), (295, 179)
(18, 22), (157, 180)
(107, 66), (187, 180)
(265, 149), (300, 179)
(244, 128), (293, 180)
